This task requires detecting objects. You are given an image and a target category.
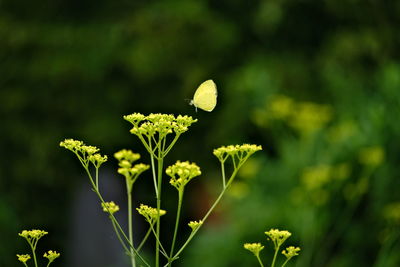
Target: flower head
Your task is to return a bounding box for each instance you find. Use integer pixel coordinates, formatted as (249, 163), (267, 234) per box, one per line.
(114, 149), (149, 189)
(213, 144), (262, 162)
(114, 149), (141, 162)
(44, 250), (61, 262)
(243, 243), (264, 257)
(282, 246), (301, 259)
(19, 229), (48, 241)
(60, 139), (107, 167)
(101, 201), (120, 214)
(358, 146), (385, 166)
(188, 220), (203, 231)
(265, 229), (291, 249)
(16, 254), (31, 263)
(166, 161), (201, 190)
(137, 204), (166, 224)
(124, 113), (197, 138)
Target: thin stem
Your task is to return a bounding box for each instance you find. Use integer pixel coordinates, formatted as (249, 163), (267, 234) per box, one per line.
(256, 254), (265, 267)
(220, 160), (226, 188)
(148, 220), (169, 258)
(111, 219), (131, 256)
(155, 156), (164, 267)
(149, 141), (159, 197)
(29, 242), (38, 267)
(271, 246), (279, 267)
(281, 258), (290, 267)
(163, 134), (180, 157)
(83, 167), (150, 267)
(95, 167), (99, 189)
(137, 225), (154, 252)
(127, 182), (136, 267)
(169, 189), (184, 263)
(172, 165), (242, 261)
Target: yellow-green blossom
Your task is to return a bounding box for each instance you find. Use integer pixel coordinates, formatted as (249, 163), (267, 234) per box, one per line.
(102, 201), (120, 214)
(288, 102), (332, 135)
(137, 204), (166, 224)
(243, 243), (264, 256)
(188, 220), (203, 231)
(59, 139), (83, 152)
(282, 246), (300, 259)
(358, 146), (385, 166)
(213, 144), (262, 162)
(383, 202), (400, 224)
(88, 153), (108, 167)
(43, 250), (61, 262)
(265, 229), (291, 249)
(16, 254), (31, 263)
(19, 229), (48, 241)
(114, 149), (149, 190)
(301, 165), (332, 190)
(166, 161), (201, 190)
(268, 95), (294, 120)
(114, 149), (141, 162)
(60, 139), (107, 167)
(124, 113), (197, 138)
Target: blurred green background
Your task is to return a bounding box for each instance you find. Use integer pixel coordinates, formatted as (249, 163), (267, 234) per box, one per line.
(1, 0), (400, 266)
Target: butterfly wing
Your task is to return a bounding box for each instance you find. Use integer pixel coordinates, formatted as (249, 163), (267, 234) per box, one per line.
(193, 80), (218, 112)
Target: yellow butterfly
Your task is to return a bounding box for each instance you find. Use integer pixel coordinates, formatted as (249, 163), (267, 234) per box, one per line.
(189, 80), (218, 112)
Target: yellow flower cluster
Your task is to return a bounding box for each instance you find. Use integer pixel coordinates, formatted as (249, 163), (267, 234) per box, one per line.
(102, 201), (120, 214)
(213, 144), (262, 162)
(124, 113), (197, 137)
(383, 202), (400, 225)
(265, 229), (292, 249)
(282, 246), (300, 259)
(114, 149), (149, 189)
(60, 139), (107, 167)
(358, 146), (385, 166)
(252, 94), (332, 135)
(114, 149), (141, 162)
(19, 229), (48, 241)
(166, 161), (201, 190)
(188, 220), (203, 231)
(137, 204), (166, 224)
(16, 254), (31, 263)
(243, 243), (264, 256)
(43, 250), (61, 261)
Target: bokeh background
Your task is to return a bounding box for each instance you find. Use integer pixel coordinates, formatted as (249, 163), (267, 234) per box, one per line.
(1, 0), (400, 266)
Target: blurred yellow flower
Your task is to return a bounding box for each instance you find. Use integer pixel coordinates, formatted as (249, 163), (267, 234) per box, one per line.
(358, 146), (385, 166)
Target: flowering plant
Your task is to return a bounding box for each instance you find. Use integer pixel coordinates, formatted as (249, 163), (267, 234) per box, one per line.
(244, 228), (300, 267)
(58, 113), (262, 267)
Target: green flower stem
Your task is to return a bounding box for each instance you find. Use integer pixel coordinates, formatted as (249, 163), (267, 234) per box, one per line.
(28, 242), (38, 267)
(171, 165), (241, 262)
(163, 134), (180, 157)
(137, 226), (153, 252)
(271, 247), (280, 267)
(281, 258), (290, 267)
(127, 180), (136, 267)
(22, 263), (28, 267)
(148, 219), (169, 258)
(149, 141), (159, 197)
(155, 156), (164, 267)
(95, 167), (99, 189)
(169, 189), (184, 264)
(111, 219), (131, 256)
(256, 254), (265, 267)
(82, 167), (149, 267)
(220, 161), (226, 188)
